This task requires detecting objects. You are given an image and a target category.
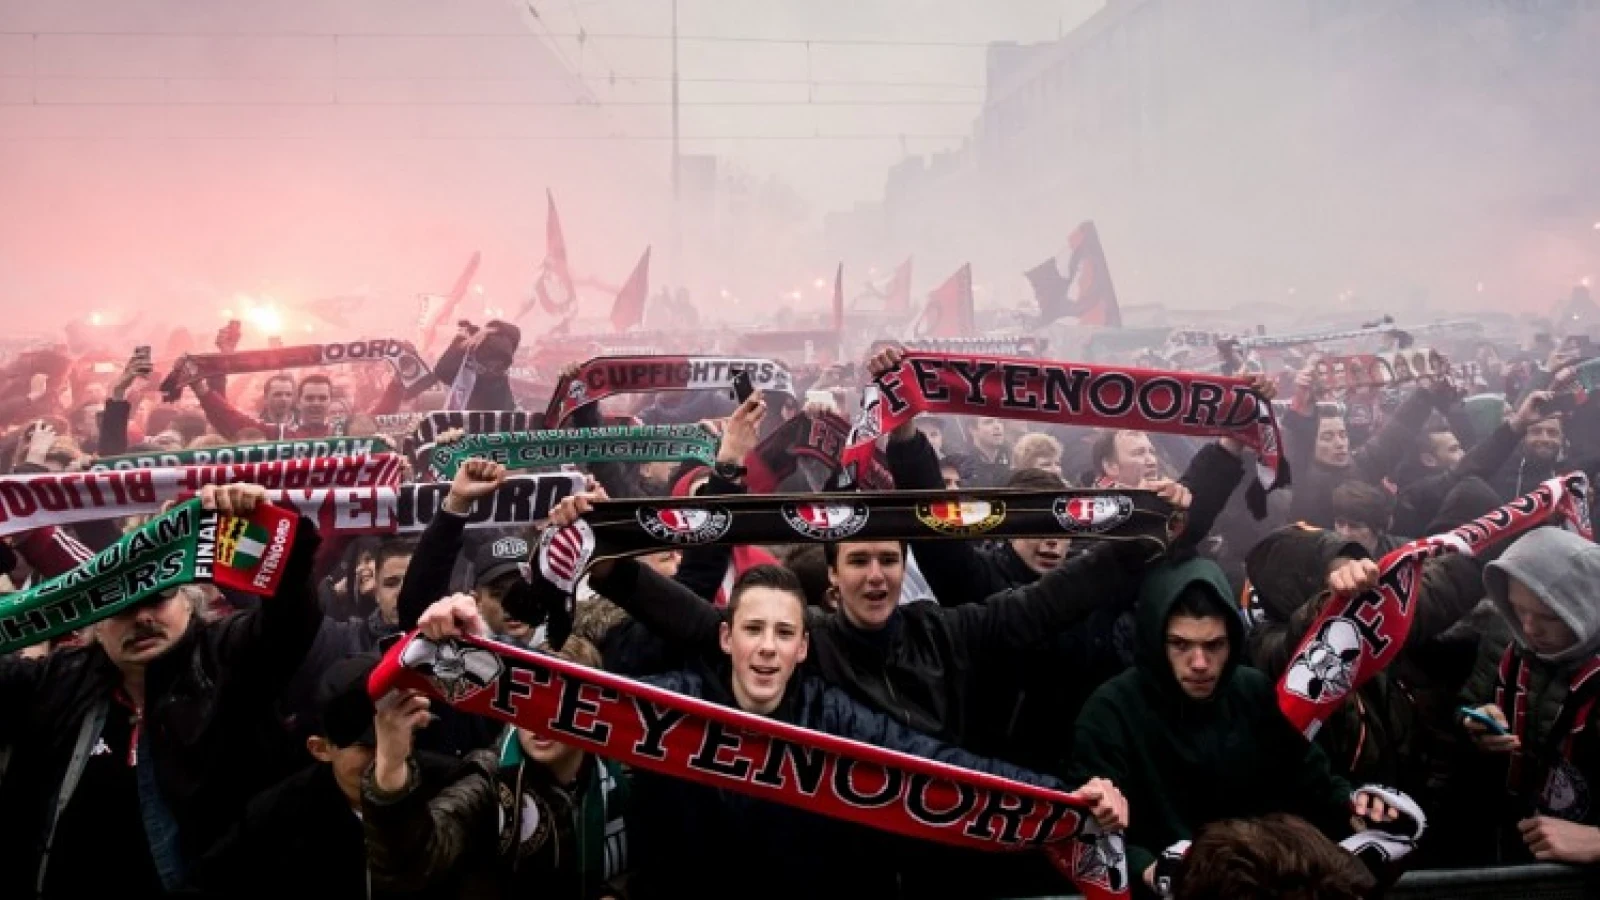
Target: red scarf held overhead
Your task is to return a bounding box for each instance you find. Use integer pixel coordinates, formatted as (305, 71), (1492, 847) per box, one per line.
(1278, 472), (1593, 739)
(841, 352), (1285, 493)
(369, 632), (1131, 899)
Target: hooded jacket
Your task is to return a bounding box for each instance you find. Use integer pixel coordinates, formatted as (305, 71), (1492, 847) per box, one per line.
(1069, 557), (1354, 885)
(1484, 527), (1600, 665)
(1459, 528), (1600, 852)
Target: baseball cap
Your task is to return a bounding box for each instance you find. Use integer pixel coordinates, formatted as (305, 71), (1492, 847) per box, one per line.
(474, 535), (531, 588)
(308, 654), (380, 748)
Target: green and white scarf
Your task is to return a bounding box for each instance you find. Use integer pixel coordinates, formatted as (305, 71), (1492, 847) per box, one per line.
(428, 425), (718, 479)
(92, 436), (394, 471)
(0, 498), (303, 653)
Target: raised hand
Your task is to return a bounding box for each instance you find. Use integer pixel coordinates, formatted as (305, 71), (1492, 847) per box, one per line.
(372, 688), (433, 793)
(718, 393), (767, 464)
(1327, 558), (1380, 595)
(199, 483), (270, 516)
(417, 593), (489, 641)
(443, 458), (506, 515)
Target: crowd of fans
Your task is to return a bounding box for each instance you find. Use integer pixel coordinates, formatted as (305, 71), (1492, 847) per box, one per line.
(1, 316), (1598, 899)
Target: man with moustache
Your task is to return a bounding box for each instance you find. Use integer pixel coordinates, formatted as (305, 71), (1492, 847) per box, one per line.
(0, 484), (323, 899)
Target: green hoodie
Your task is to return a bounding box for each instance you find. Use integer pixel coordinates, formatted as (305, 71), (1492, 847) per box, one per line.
(1069, 557), (1354, 885)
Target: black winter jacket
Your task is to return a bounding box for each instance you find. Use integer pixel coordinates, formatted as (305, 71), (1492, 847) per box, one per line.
(571, 537), (1146, 755)
(0, 517), (323, 897)
(630, 657), (1064, 900)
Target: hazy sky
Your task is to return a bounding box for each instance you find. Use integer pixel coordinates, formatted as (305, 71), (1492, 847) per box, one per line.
(523, 0), (1105, 213)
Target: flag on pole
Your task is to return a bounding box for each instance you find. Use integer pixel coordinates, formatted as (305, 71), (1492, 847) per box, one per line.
(611, 247), (652, 333)
(831, 263), (844, 332)
(884, 258), (912, 315)
(1024, 221), (1122, 327)
(519, 189), (577, 322)
(920, 264), (974, 338)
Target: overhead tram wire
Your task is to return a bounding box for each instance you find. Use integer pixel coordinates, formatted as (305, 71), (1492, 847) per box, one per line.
(0, 30), (998, 48)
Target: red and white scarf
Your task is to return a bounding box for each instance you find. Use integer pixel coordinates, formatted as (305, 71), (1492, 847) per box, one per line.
(1279, 472), (1593, 738)
(545, 355), (794, 427)
(1497, 647), (1600, 815)
(841, 352), (1285, 492)
(0, 463), (579, 539)
(371, 632), (1132, 898)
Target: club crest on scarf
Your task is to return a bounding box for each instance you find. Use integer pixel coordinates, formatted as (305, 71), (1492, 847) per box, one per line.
(1069, 832), (1128, 894)
(538, 521), (596, 592)
(1052, 495), (1135, 534)
(782, 502), (870, 540)
(1283, 617), (1364, 703)
(1543, 760), (1592, 821)
(399, 636), (503, 703)
(636, 506), (734, 545)
(916, 500), (1006, 536)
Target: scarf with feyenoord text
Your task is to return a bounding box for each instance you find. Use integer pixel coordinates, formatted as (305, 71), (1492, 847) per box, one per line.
(1278, 472), (1593, 739)
(158, 338), (433, 401)
(841, 352), (1286, 498)
(544, 355), (795, 427)
(369, 631), (1133, 899)
(0, 456), (402, 538)
(530, 489), (1173, 646)
(91, 436), (393, 471)
(0, 498), (302, 653)
(428, 425), (719, 479)
(0, 462), (580, 539)
(744, 410), (893, 494)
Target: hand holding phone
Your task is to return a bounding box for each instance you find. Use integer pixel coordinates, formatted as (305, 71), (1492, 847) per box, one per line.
(1459, 705), (1508, 735)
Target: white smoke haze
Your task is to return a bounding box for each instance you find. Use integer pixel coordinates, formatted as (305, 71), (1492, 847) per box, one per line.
(0, 0), (1596, 338)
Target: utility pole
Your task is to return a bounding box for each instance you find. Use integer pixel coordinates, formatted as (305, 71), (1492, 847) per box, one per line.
(670, 0), (682, 290)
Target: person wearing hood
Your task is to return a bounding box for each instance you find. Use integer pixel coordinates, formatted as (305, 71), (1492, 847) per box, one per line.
(1070, 556), (1399, 894)
(1459, 527), (1600, 865)
(412, 567), (1129, 900)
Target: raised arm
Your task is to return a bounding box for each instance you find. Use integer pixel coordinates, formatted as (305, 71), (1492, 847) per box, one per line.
(886, 428), (998, 606)
(396, 457), (504, 629)
(191, 379), (266, 441)
(520, 492), (725, 656)
(1353, 386), (1440, 483)
(205, 485), (326, 699)
(944, 484), (1186, 660)
(364, 688), (498, 892)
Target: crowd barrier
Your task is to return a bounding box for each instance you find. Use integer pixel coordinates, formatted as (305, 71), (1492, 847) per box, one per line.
(1028, 863), (1600, 899)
